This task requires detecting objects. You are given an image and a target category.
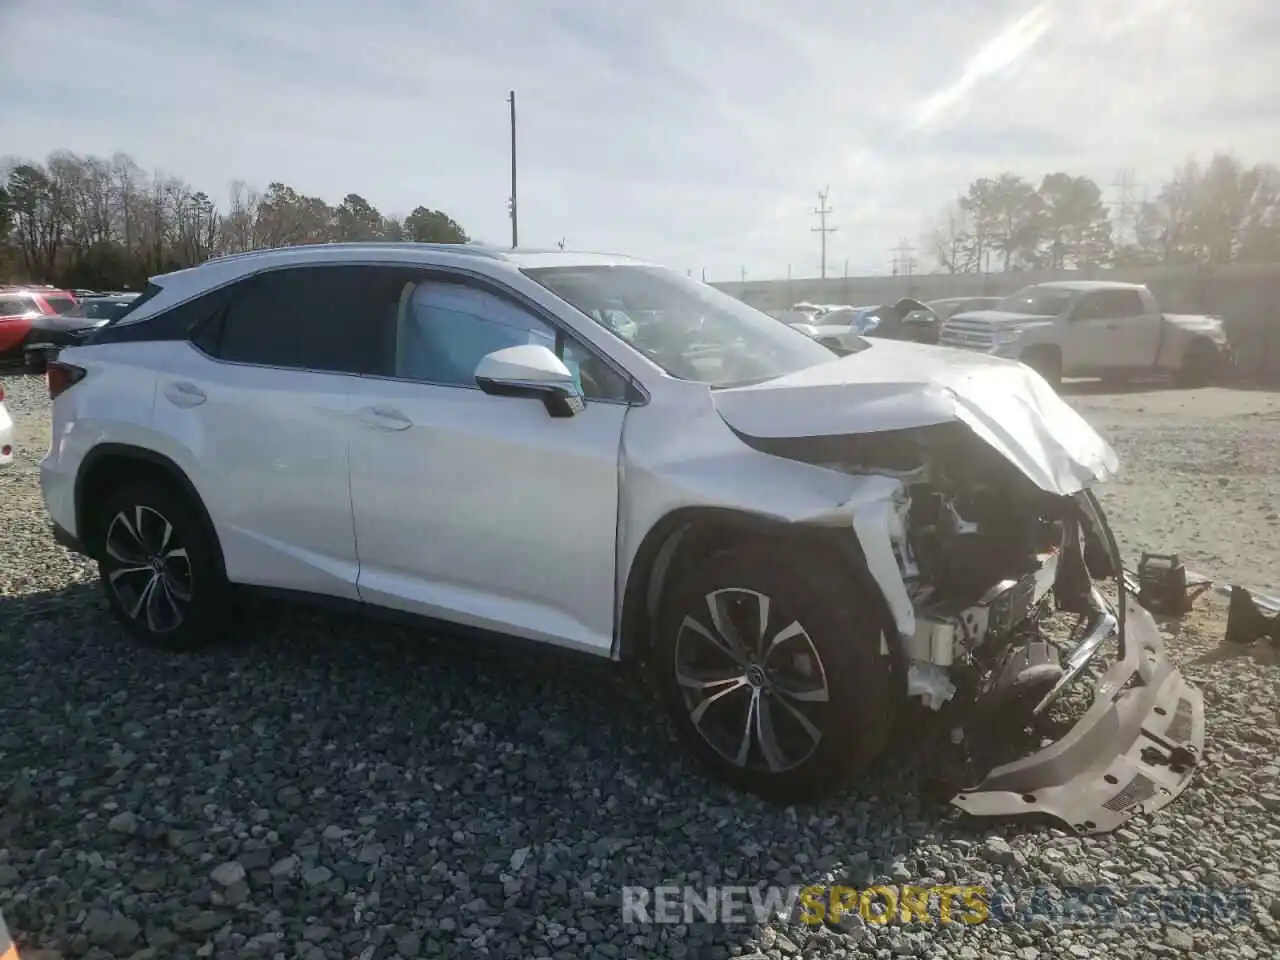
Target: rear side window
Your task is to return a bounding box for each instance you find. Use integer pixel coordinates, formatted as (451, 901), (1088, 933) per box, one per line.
(90, 285), (228, 345)
(42, 294), (84, 317)
(0, 296), (32, 316)
(212, 266), (386, 375)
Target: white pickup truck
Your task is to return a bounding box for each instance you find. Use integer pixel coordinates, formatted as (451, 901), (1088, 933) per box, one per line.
(938, 280), (1231, 388)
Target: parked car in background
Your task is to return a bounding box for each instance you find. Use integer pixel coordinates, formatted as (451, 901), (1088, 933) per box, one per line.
(926, 295), (1002, 321)
(0, 380), (13, 467)
(938, 280), (1230, 387)
(0, 286), (84, 365)
(78, 292), (141, 322)
(1, 290), (138, 371)
(787, 298), (941, 352)
(37, 242), (1202, 831)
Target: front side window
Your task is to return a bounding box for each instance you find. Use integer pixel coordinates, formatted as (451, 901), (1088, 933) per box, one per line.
(392, 279), (629, 401)
(525, 264), (837, 389)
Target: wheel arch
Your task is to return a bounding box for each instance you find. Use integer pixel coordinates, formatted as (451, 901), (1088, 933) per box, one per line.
(75, 443), (225, 577)
(616, 505), (901, 671)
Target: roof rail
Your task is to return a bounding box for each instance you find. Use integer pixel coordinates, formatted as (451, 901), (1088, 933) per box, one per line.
(203, 241), (508, 266)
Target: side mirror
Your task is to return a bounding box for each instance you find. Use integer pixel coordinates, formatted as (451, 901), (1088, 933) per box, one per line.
(474, 343), (585, 418)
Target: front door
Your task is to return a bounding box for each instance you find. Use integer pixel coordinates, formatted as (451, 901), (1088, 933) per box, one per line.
(345, 270), (632, 656)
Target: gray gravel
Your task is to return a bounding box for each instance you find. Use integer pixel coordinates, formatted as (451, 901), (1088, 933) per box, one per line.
(2, 370), (1279, 959)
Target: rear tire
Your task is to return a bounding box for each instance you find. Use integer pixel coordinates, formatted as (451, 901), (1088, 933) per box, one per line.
(94, 480), (228, 650)
(1021, 347), (1062, 389)
(1175, 339), (1218, 388)
(653, 543), (895, 803)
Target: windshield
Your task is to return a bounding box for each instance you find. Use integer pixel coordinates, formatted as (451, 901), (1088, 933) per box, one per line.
(995, 286), (1076, 317)
(524, 265), (839, 388)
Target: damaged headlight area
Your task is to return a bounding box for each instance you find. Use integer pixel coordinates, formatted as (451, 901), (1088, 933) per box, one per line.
(749, 422), (1205, 834)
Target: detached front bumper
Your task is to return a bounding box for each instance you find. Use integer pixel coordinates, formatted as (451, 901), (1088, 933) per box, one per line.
(952, 595), (1204, 834)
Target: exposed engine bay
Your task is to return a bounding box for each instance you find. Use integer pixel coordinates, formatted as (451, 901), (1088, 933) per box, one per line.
(739, 421), (1204, 833)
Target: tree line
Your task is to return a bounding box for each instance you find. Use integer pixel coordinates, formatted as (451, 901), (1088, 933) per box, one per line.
(0, 150), (470, 290)
(924, 152), (1280, 273)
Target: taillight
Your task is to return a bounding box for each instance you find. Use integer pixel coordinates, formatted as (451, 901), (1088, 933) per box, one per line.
(47, 361), (86, 400)
(0, 383), (5, 403)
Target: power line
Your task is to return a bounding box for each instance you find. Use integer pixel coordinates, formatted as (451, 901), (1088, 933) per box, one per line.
(811, 186), (837, 279)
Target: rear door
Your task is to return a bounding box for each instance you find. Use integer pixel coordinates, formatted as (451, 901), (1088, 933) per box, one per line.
(1106, 288), (1161, 367)
(1064, 292), (1120, 372)
(149, 266), (382, 599)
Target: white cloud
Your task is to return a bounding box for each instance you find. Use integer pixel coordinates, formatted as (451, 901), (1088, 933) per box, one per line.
(0, 0), (1275, 279)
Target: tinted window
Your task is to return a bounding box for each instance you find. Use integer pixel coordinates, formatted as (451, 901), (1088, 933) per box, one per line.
(1098, 290), (1144, 317)
(215, 266), (387, 375)
(389, 277), (629, 401)
(43, 294), (84, 317)
(1075, 290), (1144, 320)
(0, 296), (31, 316)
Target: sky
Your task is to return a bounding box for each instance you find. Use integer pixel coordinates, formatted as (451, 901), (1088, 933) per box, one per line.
(1, 0), (1276, 280)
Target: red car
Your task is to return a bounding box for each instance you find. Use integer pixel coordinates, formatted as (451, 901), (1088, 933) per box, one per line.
(0, 286), (83, 365)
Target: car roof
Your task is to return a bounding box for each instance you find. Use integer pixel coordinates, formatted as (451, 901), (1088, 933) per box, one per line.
(122, 244), (657, 327)
(199, 242), (648, 272)
(1030, 280), (1146, 291)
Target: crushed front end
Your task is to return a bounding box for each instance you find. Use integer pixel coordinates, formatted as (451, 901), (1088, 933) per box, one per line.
(756, 419), (1205, 834)
(866, 424), (1205, 834)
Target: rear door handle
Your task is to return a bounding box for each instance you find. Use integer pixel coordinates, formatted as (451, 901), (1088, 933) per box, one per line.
(357, 406), (413, 431)
(163, 381), (206, 407)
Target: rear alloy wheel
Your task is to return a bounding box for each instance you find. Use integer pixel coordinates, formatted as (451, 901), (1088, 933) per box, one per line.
(96, 482), (226, 649)
(654, 545), (894, 802)
(1175, 339), (1218, 388)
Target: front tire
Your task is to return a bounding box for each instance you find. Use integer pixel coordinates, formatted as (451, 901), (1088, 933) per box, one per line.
(95, 481), (227, 650)
(653, 544), (895, 803)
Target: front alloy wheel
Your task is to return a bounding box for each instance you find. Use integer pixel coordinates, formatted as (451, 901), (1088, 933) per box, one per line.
(102, 505), (194, 633)
(674, 588), (830, 773)
(655, 545), (895, 802)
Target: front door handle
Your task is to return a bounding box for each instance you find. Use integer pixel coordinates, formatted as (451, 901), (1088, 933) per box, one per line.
(163, 381), (206, 407)
(357, 406), (413, 431)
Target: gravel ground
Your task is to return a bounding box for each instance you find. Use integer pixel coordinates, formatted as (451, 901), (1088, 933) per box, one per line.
(2, 371), (1279, 960)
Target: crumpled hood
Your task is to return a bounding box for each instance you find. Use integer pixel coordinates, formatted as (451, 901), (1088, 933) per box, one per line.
(712, 339), (1119, 496)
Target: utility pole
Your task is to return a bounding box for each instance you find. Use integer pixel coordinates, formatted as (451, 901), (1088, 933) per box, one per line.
(1110, 168), (1137, 245)
(892, 239), (916, 279)
(740, 266), (747, 283)
(811, 186), (836, 279)
(507, 90), (518, 249)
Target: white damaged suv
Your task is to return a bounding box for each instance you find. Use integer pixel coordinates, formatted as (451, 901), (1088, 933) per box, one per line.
(39, 244), (1203, 831)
